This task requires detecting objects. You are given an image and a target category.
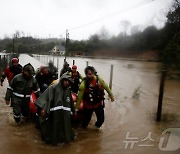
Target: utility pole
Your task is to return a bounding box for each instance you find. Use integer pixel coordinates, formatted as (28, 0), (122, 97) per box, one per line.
(12, 33), (17, 55)
(65, 29), (69, 62)
(12, 37), (15, 55)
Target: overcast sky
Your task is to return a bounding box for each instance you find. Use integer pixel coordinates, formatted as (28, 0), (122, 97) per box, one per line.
(0, 0), (173, 40)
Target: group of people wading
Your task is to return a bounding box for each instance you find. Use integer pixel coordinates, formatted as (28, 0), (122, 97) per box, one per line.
(1, 57), (114, 146)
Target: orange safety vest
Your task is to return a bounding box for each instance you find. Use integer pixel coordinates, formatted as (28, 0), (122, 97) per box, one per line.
(83, 76), (105, 109)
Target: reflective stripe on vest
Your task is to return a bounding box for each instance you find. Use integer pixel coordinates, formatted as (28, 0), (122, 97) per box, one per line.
(13, 114), (21, 118)
(50, 105), (71, 112)
(13, 92), (31, 98)
(8, 86), (13, 90)
(34, 88), (40, 93)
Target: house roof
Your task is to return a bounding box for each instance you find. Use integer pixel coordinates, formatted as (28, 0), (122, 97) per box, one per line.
(55, 45), (65, 51)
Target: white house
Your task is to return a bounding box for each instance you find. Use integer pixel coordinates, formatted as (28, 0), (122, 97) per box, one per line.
(0, 50), (7, 53)
(49, 45), (65, 56)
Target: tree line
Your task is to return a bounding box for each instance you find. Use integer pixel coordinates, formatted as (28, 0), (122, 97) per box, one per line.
(0, 36), (61, 54)
(0, 0), (179, 69)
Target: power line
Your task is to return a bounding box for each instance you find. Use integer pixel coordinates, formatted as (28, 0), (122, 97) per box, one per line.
(60, 0), (155, 36)
(69, 0), (155, 31)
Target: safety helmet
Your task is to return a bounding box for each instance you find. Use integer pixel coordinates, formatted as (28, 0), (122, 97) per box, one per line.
(11, 58), (19, 64)
(72, 65), (77, 69)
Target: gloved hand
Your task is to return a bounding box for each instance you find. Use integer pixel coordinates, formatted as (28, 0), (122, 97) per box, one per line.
(109, 95), (115, 102)
(42, 84), (48, 89)
(74, 108), (78, 116)
(6, 100), (10, 105)
(41, 109), (46, 117)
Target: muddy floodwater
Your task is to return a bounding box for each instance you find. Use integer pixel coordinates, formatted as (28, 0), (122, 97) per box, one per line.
(0, 54), (180, 154)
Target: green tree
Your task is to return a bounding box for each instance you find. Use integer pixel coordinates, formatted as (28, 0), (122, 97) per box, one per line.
(160, 0), (180, 70)
(161, 31), (180, 70)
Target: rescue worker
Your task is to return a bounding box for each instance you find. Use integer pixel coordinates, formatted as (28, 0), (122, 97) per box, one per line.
(60, 61), (71, 77)
(1, 58), (22, 86)
(75, 66), (114, 128)
(35, 66), (53, 93)
(69, 65), (83, 94)
(35, 73), (74, 146)
(5, 63), (40, 123)
(48, 60), (58, 80)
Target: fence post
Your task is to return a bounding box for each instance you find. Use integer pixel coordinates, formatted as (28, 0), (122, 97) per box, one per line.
(3, 55), (6, 69)
(44, 56), (45, 63)
(57, 58), (59, 70)
(109, 64), (114, 89)
(7, 54), (10, 64)
(53, 57), (55, 65)
(156, 68), (167, 121)
(0, 55), (1, 77)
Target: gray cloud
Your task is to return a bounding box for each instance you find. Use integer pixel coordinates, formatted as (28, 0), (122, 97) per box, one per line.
(0, 0), (173, 40)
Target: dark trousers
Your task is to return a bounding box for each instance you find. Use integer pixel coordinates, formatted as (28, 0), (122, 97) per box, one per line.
(82, 106), (104, 128)
(12, 97), (30, 123)
(71, 83), (79, 94)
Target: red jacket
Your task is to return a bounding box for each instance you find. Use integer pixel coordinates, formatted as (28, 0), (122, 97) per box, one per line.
(1, 65), (22, 83)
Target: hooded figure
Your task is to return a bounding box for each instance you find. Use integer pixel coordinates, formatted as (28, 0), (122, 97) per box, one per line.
(48, 60), (58, 80)
(35, 66), (53, 93)
(5, 63), (40, 123)
(35, 73), (74, 145)
(60, 61), (71, 77)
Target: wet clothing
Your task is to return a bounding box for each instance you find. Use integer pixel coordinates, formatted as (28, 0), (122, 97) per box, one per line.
(1, 64), (22, 84)
(60, 62), (71, 77)
(5, 73), (40, 123)
(82, 106), (104, 128)
(35, 74), (74, 145)
(35, 71), (53, 93)
(76, 75), (114, 128)
(69, 71), (83, 94)
(60, 67), (71, 77)
(48, 64), (58, 80)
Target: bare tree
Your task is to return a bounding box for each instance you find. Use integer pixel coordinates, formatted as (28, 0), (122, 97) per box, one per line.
(119, 20), (131, 36)
(99, 26), (111, 39)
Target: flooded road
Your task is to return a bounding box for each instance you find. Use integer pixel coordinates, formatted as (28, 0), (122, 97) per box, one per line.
(0, 54), (180, 154)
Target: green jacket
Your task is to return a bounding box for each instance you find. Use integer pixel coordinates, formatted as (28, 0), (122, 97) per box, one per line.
(35, 74), (74, 145)
(76, 75), (114, 110)
(5, 73), (40, 102)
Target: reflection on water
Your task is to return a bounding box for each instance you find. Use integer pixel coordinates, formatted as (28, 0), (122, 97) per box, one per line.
(0, 55), (179, 153)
